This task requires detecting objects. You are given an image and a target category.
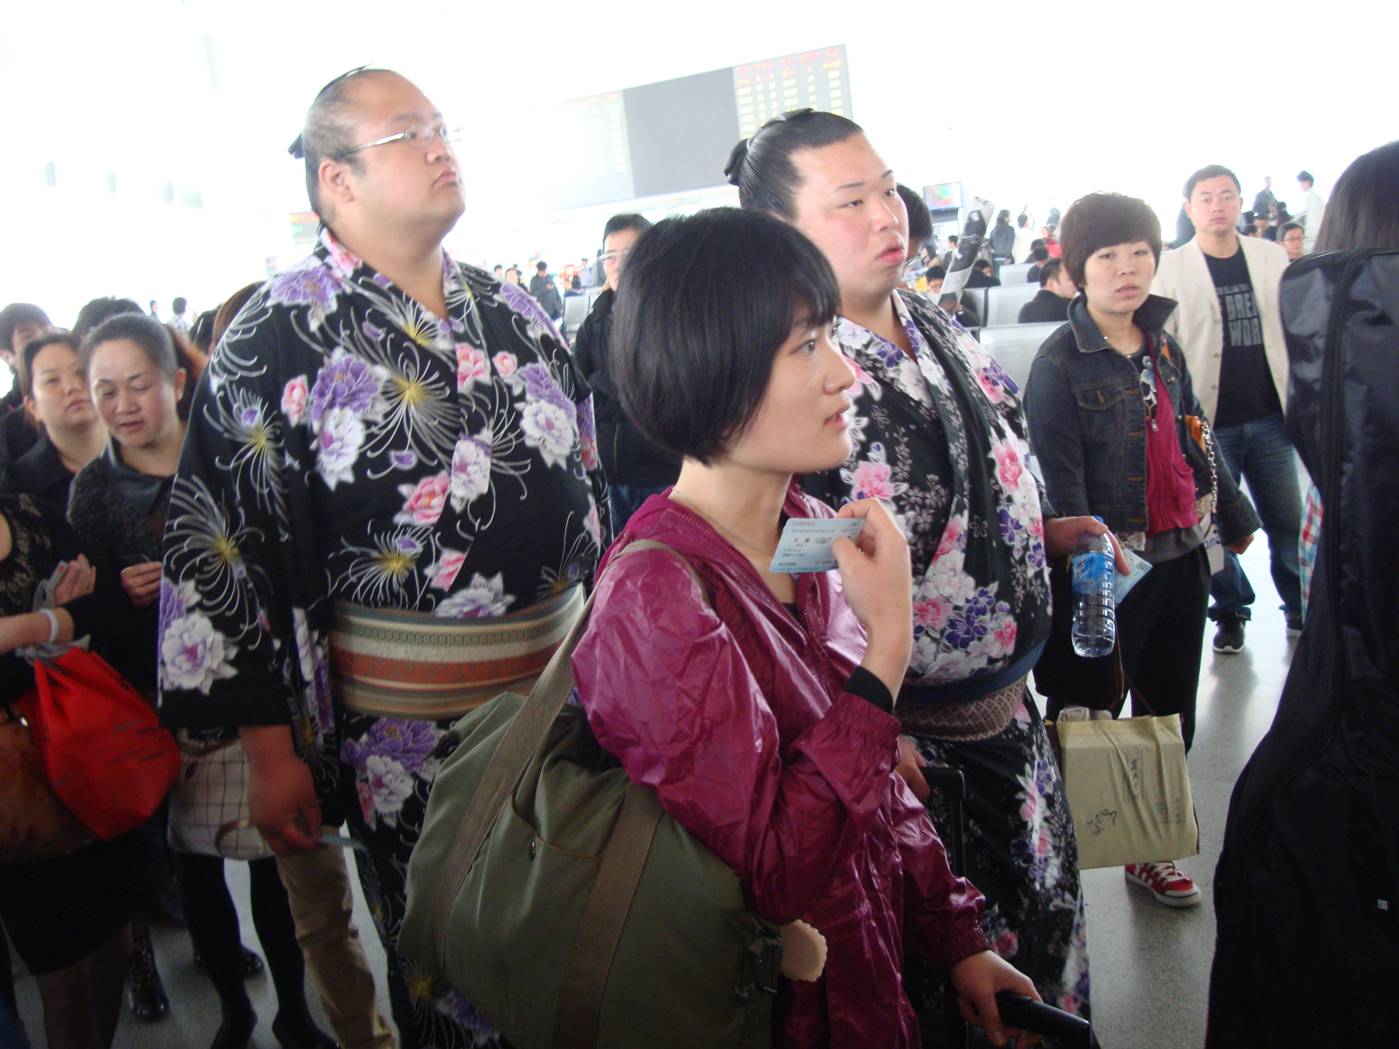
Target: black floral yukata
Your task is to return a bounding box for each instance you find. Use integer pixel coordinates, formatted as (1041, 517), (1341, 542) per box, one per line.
(158, 228), (608, 1048)
(803, 290), (1091, 1023)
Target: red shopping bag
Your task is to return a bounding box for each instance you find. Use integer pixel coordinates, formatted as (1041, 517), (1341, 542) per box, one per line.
(17, 649), (181, 839)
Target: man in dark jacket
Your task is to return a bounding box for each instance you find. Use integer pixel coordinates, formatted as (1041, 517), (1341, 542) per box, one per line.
(1017, 259), (1077, 324)
(528, 261), (563, 323)
(571, 213), (679, 528)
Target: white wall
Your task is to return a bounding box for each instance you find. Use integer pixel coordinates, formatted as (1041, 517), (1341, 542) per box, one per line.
(2, 0), (1390, 323)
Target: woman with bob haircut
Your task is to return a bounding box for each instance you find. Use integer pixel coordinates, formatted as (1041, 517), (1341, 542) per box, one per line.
(728, 108), (1109, 1026)
(571, 207), (1040, 1049)
(1024, 192), (1259, 907)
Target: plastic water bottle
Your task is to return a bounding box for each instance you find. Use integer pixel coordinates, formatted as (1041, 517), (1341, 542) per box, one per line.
(1070, 520), (1116, 658)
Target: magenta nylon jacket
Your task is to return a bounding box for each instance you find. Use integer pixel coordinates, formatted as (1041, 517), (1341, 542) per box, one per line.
(571, 486), (990, 1049)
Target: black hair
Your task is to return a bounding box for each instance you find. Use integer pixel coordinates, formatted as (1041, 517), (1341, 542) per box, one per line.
(1017, 213), (1029, 228)
(79, 312), (180, 381)
(1297, 170), (1314, 185)
(1315, 141), (1399, 252)
(1184, 164), (1242, 199)
(611, 208), (840, 465)
(290, 67), (388, 219)
(924, 264), (947, 282)
(0, 303), (50, 354)
(973, 259), (992, 273)
(1060, 192), (1163, 288)
(1277, 221), (1304, 238)
(996, 209), (1011, 225)
(536, 261), (548, 272)
(189, 309), (217, 353)
(172, 297), (188, 315)
(73, 297), (143, 343)
(898, 184), (932, 253)
(1038, 258), (1065, 287)
(603, 213), (652, 243)
(948, 235), (959, 243)
(1030, 245), (1050, 263)
(18, 330), (80, 400)
(724, 109), (864, 218)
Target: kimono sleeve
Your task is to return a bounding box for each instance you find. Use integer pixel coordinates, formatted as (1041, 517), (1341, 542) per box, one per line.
(571, 548), (901, 924)
(157, 328), (308, 732)
(535, 308), (612, 551)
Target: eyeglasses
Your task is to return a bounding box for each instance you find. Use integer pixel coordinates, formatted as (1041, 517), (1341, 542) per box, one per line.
(600, 248), (631, 265)
(337, 124), (463, 157)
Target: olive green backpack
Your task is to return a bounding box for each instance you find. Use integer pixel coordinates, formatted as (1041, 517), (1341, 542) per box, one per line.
(399, 541), (780, 1049)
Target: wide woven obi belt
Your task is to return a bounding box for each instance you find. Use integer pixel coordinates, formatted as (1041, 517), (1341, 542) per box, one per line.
(329, 585), (585, 721)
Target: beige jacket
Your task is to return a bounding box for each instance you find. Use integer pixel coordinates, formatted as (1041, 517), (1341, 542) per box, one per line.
(1151, 235), (1291, 422)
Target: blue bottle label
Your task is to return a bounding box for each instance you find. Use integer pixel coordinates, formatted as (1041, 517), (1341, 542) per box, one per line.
(1070, 551), (1112, 595)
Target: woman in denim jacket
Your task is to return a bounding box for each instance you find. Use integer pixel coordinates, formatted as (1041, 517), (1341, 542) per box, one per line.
(1024, 193), (1260, 909)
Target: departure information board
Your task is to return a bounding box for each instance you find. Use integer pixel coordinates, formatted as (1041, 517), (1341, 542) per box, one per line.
(734, 47), (850, 138)
(553, 46), (851, 210)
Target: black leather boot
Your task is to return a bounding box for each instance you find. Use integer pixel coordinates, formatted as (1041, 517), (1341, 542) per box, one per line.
(126, 922), (170, 1022)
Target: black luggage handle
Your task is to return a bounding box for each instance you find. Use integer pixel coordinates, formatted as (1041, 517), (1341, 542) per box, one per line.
(995, 992), (1093, 1047)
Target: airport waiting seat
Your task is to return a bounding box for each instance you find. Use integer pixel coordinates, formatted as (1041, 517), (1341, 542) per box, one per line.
(957, 287), (989, 328)
(978, 323), (1062, 389)
(999, 262), (1034, 285)
(563, 293), (591, 336)
(984, 284), (1043, 327)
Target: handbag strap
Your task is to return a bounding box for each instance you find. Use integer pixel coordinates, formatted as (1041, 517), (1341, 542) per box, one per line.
(552, 782), (664, 1049)
(430, 538), (705, 966)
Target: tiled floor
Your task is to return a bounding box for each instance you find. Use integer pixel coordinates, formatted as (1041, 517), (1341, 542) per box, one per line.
(12, 538), (1297, 1049)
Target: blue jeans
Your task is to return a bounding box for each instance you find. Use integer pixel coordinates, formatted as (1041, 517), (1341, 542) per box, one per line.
(1209, 412), (1303, 620)
(607, 483), (668, 534)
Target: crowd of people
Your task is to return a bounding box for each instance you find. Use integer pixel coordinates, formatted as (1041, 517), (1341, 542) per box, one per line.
(0, 63), (1393, 1049)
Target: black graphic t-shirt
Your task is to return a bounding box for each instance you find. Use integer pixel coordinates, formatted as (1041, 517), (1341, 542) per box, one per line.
(1205, 248), (1281, 427)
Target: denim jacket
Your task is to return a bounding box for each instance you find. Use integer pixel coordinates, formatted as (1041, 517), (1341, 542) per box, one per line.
(1024, 294), (1259, 552)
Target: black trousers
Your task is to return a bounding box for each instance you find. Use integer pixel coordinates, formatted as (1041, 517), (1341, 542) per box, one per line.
(1117, 546), (1210, 752)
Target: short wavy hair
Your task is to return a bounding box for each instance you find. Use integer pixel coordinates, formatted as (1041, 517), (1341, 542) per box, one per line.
(1059, 193), (1163, 288)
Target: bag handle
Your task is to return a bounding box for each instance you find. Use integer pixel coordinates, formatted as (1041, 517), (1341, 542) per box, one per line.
(431, 539), (705, 966)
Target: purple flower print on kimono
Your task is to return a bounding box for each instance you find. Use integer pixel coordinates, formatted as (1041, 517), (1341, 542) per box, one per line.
(343, 719), (444, 830)
(268, 261), (343, 328)
(308, 350), (386, 490)
(309, 349), (384, 426)
(159, 579), (238, 695)
(434, 571), (515, 619)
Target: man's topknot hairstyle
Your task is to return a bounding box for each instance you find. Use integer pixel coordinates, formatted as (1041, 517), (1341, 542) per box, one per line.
(724, 109), (864, 218)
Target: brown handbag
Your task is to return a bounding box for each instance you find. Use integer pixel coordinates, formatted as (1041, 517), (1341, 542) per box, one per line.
(0, 707), (92, 863)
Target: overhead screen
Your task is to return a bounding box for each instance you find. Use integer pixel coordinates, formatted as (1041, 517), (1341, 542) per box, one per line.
(553, 46), (851, 210)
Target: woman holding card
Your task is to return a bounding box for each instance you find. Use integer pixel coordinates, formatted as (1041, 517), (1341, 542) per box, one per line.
(728, 109), (1107, 1023)
(570, 208), (1039, 1049)
(1024, 193), (1259, 906)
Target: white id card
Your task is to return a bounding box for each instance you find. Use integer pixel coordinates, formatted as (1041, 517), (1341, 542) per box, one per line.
(769, 518), (865, 574)
(1113, 547), (1153, 606)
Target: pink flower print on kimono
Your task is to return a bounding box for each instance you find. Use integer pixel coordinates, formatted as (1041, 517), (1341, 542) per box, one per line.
(455, 343), (490, 392)
(840, 443), (907, 503)
(396, 472), (450, 526)
(282, 375), (310, 426)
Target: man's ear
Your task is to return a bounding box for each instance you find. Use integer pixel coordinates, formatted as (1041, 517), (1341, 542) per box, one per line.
(320, 157), (356, 209)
